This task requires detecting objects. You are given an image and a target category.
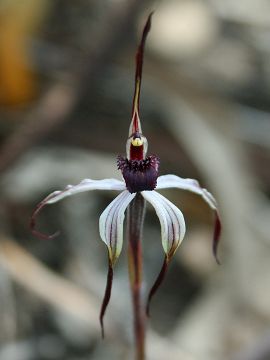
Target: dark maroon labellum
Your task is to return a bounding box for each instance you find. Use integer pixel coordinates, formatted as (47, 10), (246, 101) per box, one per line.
(117, 155), (160, 193)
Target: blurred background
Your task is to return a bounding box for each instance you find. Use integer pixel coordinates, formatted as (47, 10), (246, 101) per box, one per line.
(0, 0), (270, 359)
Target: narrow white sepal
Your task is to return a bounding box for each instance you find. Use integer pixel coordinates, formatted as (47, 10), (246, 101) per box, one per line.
(45, 178), (126, 204)
(99, 190), (136, 264)
(142, 190), (186, 256)
(156, 174), (217, 210)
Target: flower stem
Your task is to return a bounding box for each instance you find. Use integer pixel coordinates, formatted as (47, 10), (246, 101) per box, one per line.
(127, 193), (146, 360)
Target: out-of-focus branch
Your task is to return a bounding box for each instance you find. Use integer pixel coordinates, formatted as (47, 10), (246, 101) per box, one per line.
(0, 235), (102, 336)
(0, 235), (199, 360)
(230, 330), (270, 360)
(0, 0), (147, 173)
(0, 84), (76, 173)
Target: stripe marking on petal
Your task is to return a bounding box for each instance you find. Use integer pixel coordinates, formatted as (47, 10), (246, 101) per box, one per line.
(99, 190), (136, 265)
(156, 174), (222, 262)
(30, 178), (125, 239)
(142, 190), (186, 257)
(156, 174), (217, 209)
(46, 178), (126, 204)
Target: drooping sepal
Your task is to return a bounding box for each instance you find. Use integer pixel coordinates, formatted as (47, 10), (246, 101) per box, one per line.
(143, 189), (186, 316)
(213, 211), (222, 264)
(142, 189), (186, 314)
(156, 174), (222, 263)
(117, 155), (159, 193)
(146, 255), (169, 317)
(143, 191), (186, 316)
(141, 190), (186, 256)
(30, 193), (61, 240)
(99, 190), (136, 265)
(99, 256), (113, 339)
(30, 178), (126, 240)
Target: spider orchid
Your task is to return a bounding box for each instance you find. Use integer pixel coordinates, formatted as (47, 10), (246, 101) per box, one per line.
(31, 13), (221, 340)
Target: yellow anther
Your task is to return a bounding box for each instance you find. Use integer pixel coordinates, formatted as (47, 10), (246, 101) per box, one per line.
(131, 137), (143, 146)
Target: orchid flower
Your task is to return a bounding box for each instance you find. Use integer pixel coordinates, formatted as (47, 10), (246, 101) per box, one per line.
(31, 13), (221, 342)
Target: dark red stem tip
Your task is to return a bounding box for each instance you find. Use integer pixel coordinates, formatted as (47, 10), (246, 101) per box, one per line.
(131, 12), (154, 126)
(99, 258), (114, 339)
(213, 211), (222, 265)
(146, 256), (168, 317)
(30, 198), (60, 240)
(135, 12), (153, 85)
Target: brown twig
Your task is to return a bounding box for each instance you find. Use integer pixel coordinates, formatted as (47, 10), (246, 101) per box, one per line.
(0, 236), (100, 331)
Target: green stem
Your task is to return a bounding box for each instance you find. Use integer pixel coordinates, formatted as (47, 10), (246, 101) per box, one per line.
(127, 193), (146, 360)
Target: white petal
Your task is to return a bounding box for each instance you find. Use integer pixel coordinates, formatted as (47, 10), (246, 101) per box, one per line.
(156, 174), (217, 210)
(142, 190), (186, 256)
(46, 178), (126, 204)
(99, 190), (136, 264)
